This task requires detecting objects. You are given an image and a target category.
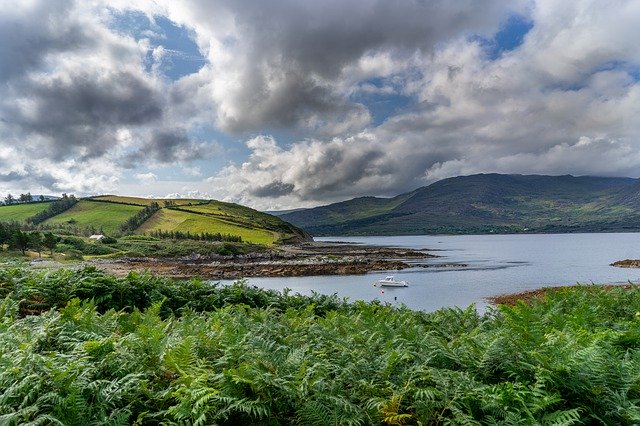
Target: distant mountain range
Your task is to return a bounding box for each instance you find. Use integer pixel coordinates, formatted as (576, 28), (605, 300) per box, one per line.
(276, 174), (640, 236)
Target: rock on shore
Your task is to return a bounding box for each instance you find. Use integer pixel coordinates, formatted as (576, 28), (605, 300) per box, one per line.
(611, 259), (640, 268)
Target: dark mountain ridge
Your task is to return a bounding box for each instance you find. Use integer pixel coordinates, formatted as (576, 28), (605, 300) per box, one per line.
(278, 174), (640, 236)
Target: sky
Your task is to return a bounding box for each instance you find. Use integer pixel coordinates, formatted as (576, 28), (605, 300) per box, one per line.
(1, 0), (640, 210)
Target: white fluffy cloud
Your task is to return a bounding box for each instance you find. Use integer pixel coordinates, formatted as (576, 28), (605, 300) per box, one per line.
(210, 0), (640, 209)
(0, 0), (217, 194)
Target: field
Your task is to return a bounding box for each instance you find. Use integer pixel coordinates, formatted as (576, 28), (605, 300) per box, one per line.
(138, 208), (277, 244)
(1, 267), (640, 424)
(42, 200), (144, 233)
(91, 195), (207, 206)
(0, 202), (52, 222)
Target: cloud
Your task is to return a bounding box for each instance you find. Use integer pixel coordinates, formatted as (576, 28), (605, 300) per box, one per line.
(135, 172), (158, 183)
(123, 128), (220, 165)
(0, 0), (219, 194)
(3, 69), (164, 160)
(157, 0), (526, 134)
(211, 0), (640, 209)
(164, 189), (212, 199)
(3, 0), (640, 209)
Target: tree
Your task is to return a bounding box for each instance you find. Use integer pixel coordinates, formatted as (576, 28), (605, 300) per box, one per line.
(29, 232), (43, 257)
(4, 194), (14, 205)
(0, 223), (9, 247)
(39, 195), (45, 202)
(43, 233), (58, 255)
(18, 193), (33, 203)
(11, 230), (29, 255)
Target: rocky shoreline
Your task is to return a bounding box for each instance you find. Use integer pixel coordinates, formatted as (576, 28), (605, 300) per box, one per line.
(611, 259), (640, 268)
(91, 242), (465, 279)
(487, 283), (640, 306)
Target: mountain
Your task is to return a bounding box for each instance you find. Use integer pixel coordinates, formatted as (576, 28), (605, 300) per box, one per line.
(278, 174), (640, 235)
(0, 196), (310, 244)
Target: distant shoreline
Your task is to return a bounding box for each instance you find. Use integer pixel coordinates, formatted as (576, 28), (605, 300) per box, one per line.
(89, 242), (461, 280)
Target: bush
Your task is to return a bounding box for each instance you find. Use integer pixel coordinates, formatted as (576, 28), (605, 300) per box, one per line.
(100, 236), (118, 244)
(60, 236), (87, 250)
(216, 242), (241, 256)
(64, 249), (83, 260)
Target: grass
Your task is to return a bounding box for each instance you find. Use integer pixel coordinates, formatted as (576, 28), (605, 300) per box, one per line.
(184, 201), (287, 227)
(0, 202), (52, 222)
(91, 195), (206, 206)
(42, 200), (144, 233)
(137, 209), (278, 244)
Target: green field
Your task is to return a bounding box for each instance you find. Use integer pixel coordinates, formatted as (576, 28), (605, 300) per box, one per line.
(138, 209), (277, 244)
(91, 195), (206, 206)
(0, 202), (52, 222)
(183, 201), (288, 228)
(0, 196), (308, 245)
(43, 200), (144, 233)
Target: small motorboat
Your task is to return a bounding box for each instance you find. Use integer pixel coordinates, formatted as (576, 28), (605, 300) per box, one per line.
(376, 276), (409, 287)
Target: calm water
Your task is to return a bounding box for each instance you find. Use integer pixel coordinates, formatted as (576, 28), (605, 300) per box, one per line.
(229, 233), (640, 312)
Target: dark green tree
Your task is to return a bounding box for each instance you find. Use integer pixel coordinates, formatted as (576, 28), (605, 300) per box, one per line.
(4, 194), (14, 205)
(43, 233), (58, 256)
(11, 230), (30, 255)
(29, 232), (43, 257)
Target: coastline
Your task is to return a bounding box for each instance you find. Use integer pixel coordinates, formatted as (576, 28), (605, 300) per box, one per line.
(487, 282), (640, 306)
(88, 242), (465, 280)
(611, 259), (640, 268)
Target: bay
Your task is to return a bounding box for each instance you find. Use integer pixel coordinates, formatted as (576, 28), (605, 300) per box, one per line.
(226, 233), (640, 312)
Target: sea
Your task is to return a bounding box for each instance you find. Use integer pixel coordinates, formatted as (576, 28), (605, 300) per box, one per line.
(221, 233), (640, 312)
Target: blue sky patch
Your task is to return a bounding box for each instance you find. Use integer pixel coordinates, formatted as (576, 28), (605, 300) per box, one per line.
(109, 11), (206, 81)
(473, 14), (533, 61)
(351, 78), (413, 126)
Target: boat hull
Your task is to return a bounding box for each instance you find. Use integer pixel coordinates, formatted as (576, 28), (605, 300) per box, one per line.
(377, 281), (409, 287)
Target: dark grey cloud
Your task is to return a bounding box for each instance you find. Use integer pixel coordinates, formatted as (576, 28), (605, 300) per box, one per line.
(124, 128), (217, 166)
(3, 70), (163, 160)
(0, 0), (91, 81)
(250, 181), (295, 198)
(0, 0), (215, 173)
(163, 0), (526, 133)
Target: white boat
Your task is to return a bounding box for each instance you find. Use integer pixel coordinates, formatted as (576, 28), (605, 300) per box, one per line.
(376, 276), (409, 287)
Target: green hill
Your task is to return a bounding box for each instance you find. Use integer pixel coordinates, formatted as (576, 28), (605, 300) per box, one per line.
(0, 201), (52, 222)
(0, 196), (309, 244)
(278, 174), (640, 235)
(43, 200), (144, 234)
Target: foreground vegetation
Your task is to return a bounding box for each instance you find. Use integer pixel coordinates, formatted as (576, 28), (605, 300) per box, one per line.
(1, 268), (640, 424)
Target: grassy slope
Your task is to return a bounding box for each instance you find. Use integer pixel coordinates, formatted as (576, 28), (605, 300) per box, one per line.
(172, 201), (309, 242)
(136, 208), (278, 244)
(2, 197), (308, 244)
(43, 200), (144, 233)
(91, 195), (205, 206)
(0, 202), (52, 222)
(281, 174), (640, 235)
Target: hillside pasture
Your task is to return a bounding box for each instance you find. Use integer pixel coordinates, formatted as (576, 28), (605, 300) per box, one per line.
(43, 200), (144, 233)
(0, 202), (52, 222)
(183, 201), (295, 230)
(138, 208), (277, 244)
(91, 195), (206, 206)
